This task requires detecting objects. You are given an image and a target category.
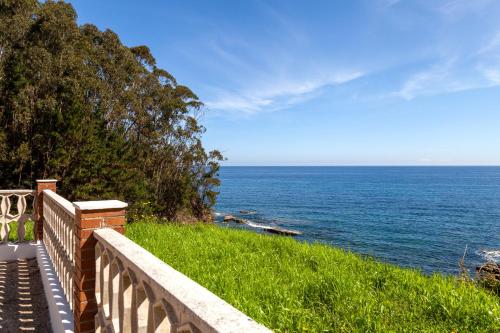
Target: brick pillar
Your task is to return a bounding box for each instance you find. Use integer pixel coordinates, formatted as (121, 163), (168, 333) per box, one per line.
(73, 200), (127, 333)
(35, 179), (57, 241)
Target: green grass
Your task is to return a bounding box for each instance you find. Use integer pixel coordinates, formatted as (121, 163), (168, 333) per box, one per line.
(126, 222), (499, 332)
(7, 220), (35, 242)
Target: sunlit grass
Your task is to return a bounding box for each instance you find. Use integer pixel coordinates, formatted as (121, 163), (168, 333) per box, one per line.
(126, 221), (500, 332)
(7, 220), (35, 242)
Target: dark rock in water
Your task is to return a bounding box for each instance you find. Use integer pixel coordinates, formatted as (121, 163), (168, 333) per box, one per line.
(243, 220), (302, 236)
(265, 227), (302, 236)
(223, 215), (235, 222)
(476, 262), (500, 279)
(223, 215), (245, 223)
(476, 261), (500, 295)
(240, 210), (257, 215)
(234, 217), (246, 223)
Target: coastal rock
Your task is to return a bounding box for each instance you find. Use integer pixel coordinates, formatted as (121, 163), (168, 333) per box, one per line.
(476, 262), (500, 280)
(223, 215), (246, 223)
(223, 215), (235, 222)
(476, 261), (500, 295)
(265, 227), (302, 236)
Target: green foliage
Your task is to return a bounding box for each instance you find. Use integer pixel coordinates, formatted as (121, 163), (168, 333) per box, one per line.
(127, 222), (500, 332)
(0, 0), (222, 220)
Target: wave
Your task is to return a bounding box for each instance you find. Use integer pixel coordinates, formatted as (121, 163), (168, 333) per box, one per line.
(479, 250), (500, 263)
(245, 220), (272, 230)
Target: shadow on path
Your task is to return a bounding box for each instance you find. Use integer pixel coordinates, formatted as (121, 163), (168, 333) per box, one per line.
(0, 258), (52, 332)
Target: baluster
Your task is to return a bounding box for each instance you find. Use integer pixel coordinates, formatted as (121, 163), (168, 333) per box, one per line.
(17, 216), (26, 242)
(120, 270), (133, 333)
(110, 259), (121, 329)
(0, 221), (8, 243)
(1, 195), (11, 242)
(1, 195), (10, 217)
(17, 195), (27, 242)
(102, 252), (111, 318)
(153, 302), (172, 333)
(133, 283), (149, 333)
(30, 193), (36, 221)
(17, 194), (27, 216)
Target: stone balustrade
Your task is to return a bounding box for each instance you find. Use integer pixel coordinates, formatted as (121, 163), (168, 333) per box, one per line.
(0, 189), (35, 242)
(94, 228), (272, 333)
(42, 188), (76, 311)
(0, 181), (272, 333)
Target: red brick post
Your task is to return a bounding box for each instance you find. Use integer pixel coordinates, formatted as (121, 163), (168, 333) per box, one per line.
(35, 179), (57, 241)
(73, 200), (127, 333)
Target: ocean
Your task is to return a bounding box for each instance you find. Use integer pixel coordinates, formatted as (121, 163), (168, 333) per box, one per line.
(214, 166), (500, 275)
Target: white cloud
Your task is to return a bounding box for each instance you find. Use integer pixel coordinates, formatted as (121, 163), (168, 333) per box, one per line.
(384, 0), (500, 100)
(477, 32), (500, 55)
(391, 24), (500, 100)
(191, 0), (500, 111)
(393, 60), (460, 100)
(205, 95), (273, 114)
(205, 71), (364, 114)
(474, 31), (500, 85)
(479, 67), (500, 84)
(438, 0), (494, 19)
(379, 0), (401, 9)
(185, 4), (368, 116)
(392, 60), (500, 100)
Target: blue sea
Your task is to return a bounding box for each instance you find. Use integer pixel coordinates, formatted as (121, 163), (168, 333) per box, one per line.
(214, 166), (500, 275)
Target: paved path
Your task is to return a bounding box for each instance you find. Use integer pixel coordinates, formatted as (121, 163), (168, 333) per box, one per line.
(0, 258), (52, 332)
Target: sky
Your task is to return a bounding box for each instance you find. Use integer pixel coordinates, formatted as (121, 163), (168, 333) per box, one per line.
(68, 0), (500, 166)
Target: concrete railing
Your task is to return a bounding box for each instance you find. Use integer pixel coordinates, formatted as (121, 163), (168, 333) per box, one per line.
(0, 179), (272, 333)
(0, 189), (35, 242)
(43, 189), (76, 311)
(94, 228), (271, 333)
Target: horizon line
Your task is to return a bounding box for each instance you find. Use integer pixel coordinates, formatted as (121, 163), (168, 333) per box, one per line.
(220, 164), (500, 167)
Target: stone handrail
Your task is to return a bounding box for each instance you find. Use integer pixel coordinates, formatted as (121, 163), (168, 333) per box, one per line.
(42, 189), (76, 310)
(94, 228), (271, 333)
(0, 189), (35, 242)
(1, 181), (272, 333)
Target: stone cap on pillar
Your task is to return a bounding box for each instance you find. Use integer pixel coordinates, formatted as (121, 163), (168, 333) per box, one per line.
(36, 179), (58, 183)
(73, 200), (128, 211)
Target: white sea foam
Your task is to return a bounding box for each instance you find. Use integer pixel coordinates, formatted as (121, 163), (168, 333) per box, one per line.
(245, 220), (273, 230)
(479, 250), (500, 263)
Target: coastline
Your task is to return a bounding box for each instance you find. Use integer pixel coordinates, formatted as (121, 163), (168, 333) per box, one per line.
(215, 166), (500, 275)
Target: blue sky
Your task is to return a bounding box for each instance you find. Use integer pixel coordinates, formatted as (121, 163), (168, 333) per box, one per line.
(68, 0), (500, 165)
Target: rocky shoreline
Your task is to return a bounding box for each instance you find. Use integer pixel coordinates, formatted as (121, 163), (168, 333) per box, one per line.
(476, 261), (500, 295)
(222, 214), (303, 236)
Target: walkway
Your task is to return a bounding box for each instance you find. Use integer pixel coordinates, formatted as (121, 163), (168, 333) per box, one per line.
(0, 258), (52, 332)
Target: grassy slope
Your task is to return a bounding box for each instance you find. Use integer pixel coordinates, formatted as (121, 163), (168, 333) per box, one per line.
(126, 222), (499, 332)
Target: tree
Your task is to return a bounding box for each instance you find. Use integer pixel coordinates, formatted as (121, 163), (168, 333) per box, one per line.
(0, 0), (223, 221)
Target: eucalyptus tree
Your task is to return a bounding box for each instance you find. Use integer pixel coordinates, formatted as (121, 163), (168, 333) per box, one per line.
(0, 0), (223, 221)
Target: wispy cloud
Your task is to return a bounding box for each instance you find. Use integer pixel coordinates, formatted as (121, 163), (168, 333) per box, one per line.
(476, 32), (500, 55)
(392, 58), (500, 100)
(390, 5), (500, 100)
(206, 71), (364, 114)
(479, 67), (500, 84)
(392, 59), (461, 100)
(378, 0), (401, 9)
(194, 2), (365, 116)
(437, 0), (494, 19)
(188, 0), (500, 112)
(475, 31), (500, 85)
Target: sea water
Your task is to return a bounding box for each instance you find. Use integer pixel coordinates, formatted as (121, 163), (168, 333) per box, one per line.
(214, 166), (500, 274)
